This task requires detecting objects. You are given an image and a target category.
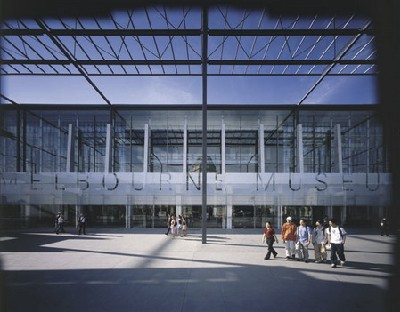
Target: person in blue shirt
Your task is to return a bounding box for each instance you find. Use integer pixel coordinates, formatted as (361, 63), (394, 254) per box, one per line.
(296, 219), (312, 262)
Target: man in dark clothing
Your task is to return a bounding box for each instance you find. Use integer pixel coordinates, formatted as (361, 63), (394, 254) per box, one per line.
(380, 217), (389, 236)
(78, 213), (87, 235)
(165, 214), (172, 235)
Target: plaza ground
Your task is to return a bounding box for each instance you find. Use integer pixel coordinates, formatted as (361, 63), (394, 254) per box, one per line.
(0, 227), (395, 312)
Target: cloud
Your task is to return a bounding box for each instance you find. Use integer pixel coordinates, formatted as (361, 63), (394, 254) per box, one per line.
(129, 77), (199, 104)
(302, 76), (378, 104)
(303, 77), (344, 104)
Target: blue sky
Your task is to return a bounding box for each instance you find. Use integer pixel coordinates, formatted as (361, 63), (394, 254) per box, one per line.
(1, 74), (377, 105)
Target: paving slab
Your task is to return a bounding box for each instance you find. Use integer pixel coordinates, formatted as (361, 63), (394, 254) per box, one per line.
(0, 227), (395, 312)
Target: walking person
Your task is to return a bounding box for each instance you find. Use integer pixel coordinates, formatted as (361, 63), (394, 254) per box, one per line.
(165, 214), (172, 235)
(313, 220), (327, 263)
(380, 217), (389, 236)
(296, 219), (312, 262)
(55, 211), (65, 235)
(262, 221), (279, 260)
(77, 212), (87, 235)
(176, 215), (183, 237)
(170, 215), (177, 237)
(326, 218), (347, 268)
(281, 216), (297, 260)
(182, 216), (188, 236)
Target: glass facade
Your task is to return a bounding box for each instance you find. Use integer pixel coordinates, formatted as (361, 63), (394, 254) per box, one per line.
(0, 104), (390, 229)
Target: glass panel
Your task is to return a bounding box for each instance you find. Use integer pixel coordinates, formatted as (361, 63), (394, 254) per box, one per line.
(182, 205), (201, 229)
(342, 114), (367, 173)
(265, 116), (295, 173)
(233, 205), (255, 228)
(84, 205), (125, 227)
(0, 110), (18, 172)
(226, 130), (258, 173)
(181, 205), (225, 228)
(257, 205), (279, 229)
(150, 129), (183, 173)
(282, 206), (313, 225)
(302, 122), (333, 173)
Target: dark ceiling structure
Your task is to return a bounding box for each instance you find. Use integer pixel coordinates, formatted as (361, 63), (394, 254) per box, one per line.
(0, 10), (375, 77)
(0, 1), (376, 106)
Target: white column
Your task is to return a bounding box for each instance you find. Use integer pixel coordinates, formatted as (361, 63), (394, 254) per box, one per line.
(341, 206), (347, 226)
(143, 124), (149, 173)
(347, 117), (352, 173)
(259, 123), (265, 173)
(176, 195), (182, 217)
(24, 205), (31, 224)
(105, 124), (112, 173)
(57, 117), (61, 172)
(334, 124), (343, 173)
(226, 196), (233, 229)
(183, 119), (187, 174)
(39, 118), (43, 172)
(327, 206), (333, 218)
(367, 119), (370, 173)
(297, 124), (304, 173)
(126, 196), (132, 229)
(66, 124), (75, 172)
(277, 205), (283, 230)
(222, 121), (226, 174)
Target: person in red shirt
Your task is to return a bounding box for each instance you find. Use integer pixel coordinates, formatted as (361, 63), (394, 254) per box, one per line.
(262, 221), (279, 260)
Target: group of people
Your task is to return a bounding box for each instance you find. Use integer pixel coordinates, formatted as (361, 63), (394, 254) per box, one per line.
(165, 214), (188, 237)
(263, 216), (347, 268)
(54, 211), (87, 235)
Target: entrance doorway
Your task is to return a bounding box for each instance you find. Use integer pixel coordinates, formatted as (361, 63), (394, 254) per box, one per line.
(130, 204), (175, 228)
(182, 205), (226, 228)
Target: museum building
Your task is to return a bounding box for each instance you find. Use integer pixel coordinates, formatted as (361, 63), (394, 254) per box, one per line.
(0, 103), (390, 229)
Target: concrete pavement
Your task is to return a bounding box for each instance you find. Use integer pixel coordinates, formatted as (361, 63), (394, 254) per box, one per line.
(0, 227), (395, 312)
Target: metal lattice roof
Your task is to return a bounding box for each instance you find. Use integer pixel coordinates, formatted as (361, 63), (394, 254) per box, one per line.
(0, 3), (377, 106)
(0, 7), (375, 77)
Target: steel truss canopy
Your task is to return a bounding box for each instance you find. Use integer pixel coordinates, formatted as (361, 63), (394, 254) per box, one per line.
(0, 4), (376, 78)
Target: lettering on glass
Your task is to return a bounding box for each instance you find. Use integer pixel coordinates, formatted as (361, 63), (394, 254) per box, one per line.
(257, 173), (276, 191)
(315, 173), (328, 191)
(187, 172), (201, 190)
(366, 172), (380, 191)
(342, 175), (353, 192)
(102, 172), (119, 191)
(289, 172), (301, 191)
(0, 172), (386, 195)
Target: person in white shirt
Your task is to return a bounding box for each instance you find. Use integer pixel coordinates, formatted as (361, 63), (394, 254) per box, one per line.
(312, 220), (327, 263)
(326, 218), (347, 268)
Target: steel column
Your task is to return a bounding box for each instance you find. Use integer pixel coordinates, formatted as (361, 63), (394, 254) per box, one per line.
(201, 6), (208, 244)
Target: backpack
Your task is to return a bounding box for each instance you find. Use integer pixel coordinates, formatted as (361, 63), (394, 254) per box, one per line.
(327, 226), (344, 239)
